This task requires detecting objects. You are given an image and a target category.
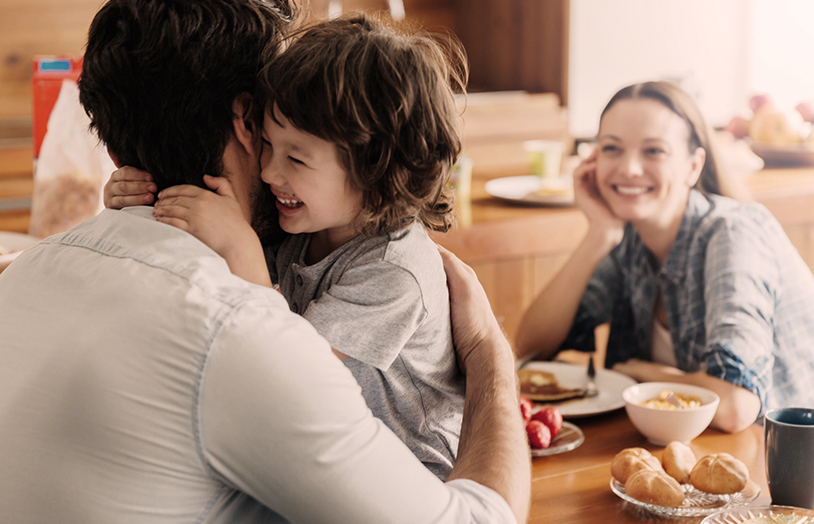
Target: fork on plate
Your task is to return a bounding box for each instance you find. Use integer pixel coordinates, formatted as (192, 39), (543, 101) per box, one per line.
(583, 355), (599, 398)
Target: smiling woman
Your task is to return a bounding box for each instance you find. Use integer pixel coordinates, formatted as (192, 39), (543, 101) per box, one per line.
(515, 80), (814, 436)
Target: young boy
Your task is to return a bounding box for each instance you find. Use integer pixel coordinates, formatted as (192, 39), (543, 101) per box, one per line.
(112, 14), (469, 480)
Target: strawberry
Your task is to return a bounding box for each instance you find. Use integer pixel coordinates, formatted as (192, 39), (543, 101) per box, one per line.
(525, 420), (552, 449)
(532, 406), (563, 439)
(519, 396), (534, 422)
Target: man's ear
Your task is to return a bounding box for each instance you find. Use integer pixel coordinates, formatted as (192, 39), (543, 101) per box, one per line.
(232, 92), (259, 156)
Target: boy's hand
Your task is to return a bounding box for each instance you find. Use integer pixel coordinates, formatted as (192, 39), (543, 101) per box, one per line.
(104, 167), (157, 209)
(153, 175), (272, 288)
(153, 175), (249, 258)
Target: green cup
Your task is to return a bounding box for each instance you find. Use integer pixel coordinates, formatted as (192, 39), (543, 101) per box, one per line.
(523, 140), (564, 178)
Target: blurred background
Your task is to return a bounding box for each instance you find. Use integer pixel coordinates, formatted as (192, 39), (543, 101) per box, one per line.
(2, 0), (814, 139)
(3, 0), (814, 341)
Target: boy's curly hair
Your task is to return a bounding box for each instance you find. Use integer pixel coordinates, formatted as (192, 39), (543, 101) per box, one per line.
(259, 13), (468, 236)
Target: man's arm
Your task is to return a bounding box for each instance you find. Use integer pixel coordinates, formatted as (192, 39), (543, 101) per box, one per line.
(202, 290), (525, 523)
(440, 246), (531, 524)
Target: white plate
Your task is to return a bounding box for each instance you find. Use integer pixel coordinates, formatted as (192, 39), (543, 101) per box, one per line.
(519, 361), (636, 418)
(701, 505), (814, 524)
(485, 175), (575, 206)
(0, 231), (40, 269)
(611, 478), (760, 518)
(530, 421), (585, 457)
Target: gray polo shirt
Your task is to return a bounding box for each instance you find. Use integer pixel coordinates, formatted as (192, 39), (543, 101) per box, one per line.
(269, 221), (464, 479)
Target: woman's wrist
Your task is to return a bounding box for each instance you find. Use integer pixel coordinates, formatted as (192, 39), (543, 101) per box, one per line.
(583, 223), (624, 258)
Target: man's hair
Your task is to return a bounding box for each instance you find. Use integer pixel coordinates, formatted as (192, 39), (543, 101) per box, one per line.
(259, 13), (468, 236)
(79, 0), (297, 192)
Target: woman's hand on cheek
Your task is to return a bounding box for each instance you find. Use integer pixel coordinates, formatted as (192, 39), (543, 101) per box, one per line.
(573, 152), (626, 247)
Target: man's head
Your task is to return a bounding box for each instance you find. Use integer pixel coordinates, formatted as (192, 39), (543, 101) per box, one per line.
(79, 0), (295, 195)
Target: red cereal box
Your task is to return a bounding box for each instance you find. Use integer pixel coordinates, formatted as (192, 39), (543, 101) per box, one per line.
(32, 56), (83, 160)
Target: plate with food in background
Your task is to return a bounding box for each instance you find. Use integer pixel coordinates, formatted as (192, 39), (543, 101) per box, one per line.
(485, 175), (575, 206)
(517, 361), (636, 418)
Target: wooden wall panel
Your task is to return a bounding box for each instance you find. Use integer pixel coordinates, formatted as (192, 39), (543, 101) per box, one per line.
(471, 257), (537, 342)
(0, 208), (29, 233)
(302, 0), (454, 32)
(0, 0), (455, 120)
(0, 0), (104, 119)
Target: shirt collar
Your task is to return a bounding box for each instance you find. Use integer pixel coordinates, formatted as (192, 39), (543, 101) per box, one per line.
(121, 205), (156, 221)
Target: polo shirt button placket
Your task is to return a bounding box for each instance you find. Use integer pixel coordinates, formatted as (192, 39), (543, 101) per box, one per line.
(296, 274), (303, 286)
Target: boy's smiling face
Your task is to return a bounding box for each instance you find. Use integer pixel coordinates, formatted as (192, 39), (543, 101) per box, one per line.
(260, 104), (363, 253)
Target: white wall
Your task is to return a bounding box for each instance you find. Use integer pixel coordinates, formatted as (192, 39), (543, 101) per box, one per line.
(568, 0), (751, 138)
(751, 0), (814, 114)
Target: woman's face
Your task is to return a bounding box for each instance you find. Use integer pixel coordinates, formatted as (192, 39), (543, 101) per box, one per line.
(595, 98), (705, 229)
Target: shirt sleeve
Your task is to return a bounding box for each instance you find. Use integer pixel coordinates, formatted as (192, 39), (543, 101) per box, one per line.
(302, 260), (425, 370)
(199, 300), (514, 524)
(702, 212), (778, 410)
(560, 251), (623, 353)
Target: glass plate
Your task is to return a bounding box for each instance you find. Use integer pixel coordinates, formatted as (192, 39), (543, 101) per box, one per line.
(701, 505), (814, 524)
(610, 477), (760, 517)
(531, 421), (585, 457)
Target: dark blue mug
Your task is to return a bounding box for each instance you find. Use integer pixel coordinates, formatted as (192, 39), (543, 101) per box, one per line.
(765, 408), (814, 509)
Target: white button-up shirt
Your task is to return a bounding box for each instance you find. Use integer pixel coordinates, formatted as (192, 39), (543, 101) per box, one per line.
(0, 206), (514, 524)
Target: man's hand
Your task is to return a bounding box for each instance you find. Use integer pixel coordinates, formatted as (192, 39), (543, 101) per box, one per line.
(438, 245), (509, 374)
(439, 245), (531, 524)
(104, 167), (157, 209)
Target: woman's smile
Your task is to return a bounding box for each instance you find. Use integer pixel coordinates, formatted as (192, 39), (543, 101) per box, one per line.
(612, 184), (653, 196)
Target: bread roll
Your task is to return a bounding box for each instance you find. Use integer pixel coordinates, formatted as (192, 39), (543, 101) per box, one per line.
(611, 448), (663, 484)
(662, 441), (697, 484)
(690, 453), (749, 494)
(625, 470), (685, 507)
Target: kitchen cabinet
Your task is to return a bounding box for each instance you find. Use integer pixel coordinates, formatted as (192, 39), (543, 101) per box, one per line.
(452, 0), (569, 102)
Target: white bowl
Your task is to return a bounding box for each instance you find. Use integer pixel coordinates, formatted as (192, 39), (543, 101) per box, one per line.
(623, 382), (720, 446)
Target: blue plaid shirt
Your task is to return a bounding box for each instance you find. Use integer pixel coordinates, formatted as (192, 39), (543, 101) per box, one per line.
(563, 190), (814, 414)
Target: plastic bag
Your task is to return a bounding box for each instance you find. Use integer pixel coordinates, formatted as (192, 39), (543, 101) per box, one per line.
(28, 79), (115, 239)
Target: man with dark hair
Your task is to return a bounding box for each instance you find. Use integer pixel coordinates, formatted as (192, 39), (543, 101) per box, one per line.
(0, 1), (529, 523)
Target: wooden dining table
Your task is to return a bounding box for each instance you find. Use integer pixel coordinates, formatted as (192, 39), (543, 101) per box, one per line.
(527, 408), (770, 524)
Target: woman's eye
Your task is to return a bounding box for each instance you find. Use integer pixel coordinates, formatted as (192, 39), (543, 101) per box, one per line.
(289, 156), (305, 166)
(645, 147), (665, 156)
(601, 144), (619, 153)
